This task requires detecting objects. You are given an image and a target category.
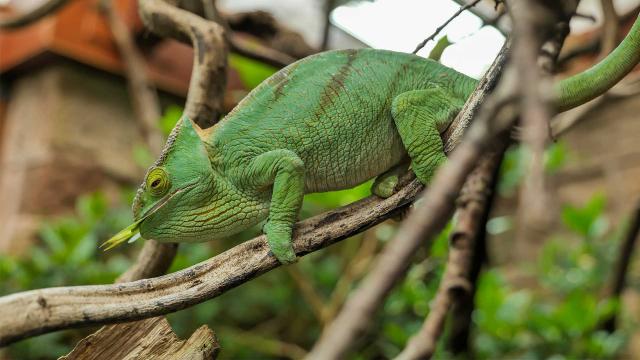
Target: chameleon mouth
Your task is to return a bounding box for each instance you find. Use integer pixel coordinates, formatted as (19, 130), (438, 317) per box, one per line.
(100, 183), (197, 251)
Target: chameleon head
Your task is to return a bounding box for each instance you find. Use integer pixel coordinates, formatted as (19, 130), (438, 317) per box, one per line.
(102, 116), (222, 250)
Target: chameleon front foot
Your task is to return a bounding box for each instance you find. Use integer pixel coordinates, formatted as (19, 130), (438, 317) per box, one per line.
(264, 222), (297, 264)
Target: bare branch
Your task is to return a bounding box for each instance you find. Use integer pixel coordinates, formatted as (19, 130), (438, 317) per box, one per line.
(0, 178), (423, 345)
(230, 36), (298, 68)
(412, 0), (483, 54)
(306, 41), (513, 360)
(451, 0), (508, 35)
(396, 144), (506, 360)
(0, 0), (69, 29)
(117, 242), (178, 283)
(138, 0), (228, 128)
(446, 156), (497, 356)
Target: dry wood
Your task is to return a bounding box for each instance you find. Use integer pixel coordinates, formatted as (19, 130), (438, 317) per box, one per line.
(396, 144), (506, 360)
(600, 0), (620, 56)
(0, 178), (423, 345)
(138, 0), (228, 128)
(61, 317), (219, 360)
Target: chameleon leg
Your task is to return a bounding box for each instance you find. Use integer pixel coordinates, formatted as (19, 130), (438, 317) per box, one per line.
(391, 88), (464, 184)
(371, 160), (410, 198)
(242, 150), (305, 264)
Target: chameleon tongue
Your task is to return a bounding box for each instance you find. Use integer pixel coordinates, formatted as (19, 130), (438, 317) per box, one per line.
(100, 219), (143, 251)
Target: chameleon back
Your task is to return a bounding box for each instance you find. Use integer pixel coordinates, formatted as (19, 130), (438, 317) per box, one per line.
(207, 48), (477, 193)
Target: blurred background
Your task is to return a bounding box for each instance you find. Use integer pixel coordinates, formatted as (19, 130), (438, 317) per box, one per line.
(1, 0), (640, 358)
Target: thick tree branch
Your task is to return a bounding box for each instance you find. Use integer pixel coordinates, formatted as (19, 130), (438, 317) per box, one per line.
(0, 178), (423, 345)
(396, 143), (506, 360)
(446, 153), (497, 356)
(412, 0), (482, 55)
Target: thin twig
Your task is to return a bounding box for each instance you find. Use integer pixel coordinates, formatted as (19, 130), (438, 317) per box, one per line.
(321, 0), (336, 50)
(451, 0), (508, 35)
(324, 231), (379, 322)
(218, 326), (308, 359)
(412, 0), (482, 54)
(446, 152), (499, 356)
(287, 266), (327, 325)
(138, 0), (228, 128)
(306, 41), (514, 360)
(600, 200), (640, 333)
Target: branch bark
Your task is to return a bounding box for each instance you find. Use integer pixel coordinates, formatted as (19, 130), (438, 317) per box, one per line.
(396, 142), (506, 360)
(61, 317), (219, 359)
(0, 178), (423, 345)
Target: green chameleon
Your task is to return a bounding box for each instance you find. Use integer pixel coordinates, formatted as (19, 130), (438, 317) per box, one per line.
(104, 17), (640, 264)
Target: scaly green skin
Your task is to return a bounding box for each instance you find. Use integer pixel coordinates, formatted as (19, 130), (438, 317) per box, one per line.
(109, 16), (640, 264)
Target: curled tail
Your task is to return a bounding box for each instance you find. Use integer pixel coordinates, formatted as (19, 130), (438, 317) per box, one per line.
(555, 15), (640, 112)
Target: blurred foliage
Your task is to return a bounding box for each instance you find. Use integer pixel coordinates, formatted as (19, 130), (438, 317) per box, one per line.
(1, 65), (636, 360)
(473, 193), (629, 359)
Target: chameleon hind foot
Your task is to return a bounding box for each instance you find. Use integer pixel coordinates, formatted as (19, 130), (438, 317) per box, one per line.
(371, 162), (410, 198)
(264, 222), (297, 264)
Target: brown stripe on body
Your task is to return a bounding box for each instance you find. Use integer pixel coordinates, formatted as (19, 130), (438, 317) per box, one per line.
(271, 61), (299, 102)
(315, 49), (358, 113)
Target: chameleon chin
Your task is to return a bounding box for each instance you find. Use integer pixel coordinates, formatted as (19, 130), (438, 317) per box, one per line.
(103, 17), (640, 264)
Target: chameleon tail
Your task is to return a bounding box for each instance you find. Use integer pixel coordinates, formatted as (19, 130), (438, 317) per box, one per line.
(555, 15), (640, 112)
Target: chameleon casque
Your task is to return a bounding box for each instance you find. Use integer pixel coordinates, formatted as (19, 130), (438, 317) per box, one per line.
(104, 17), (640, 264)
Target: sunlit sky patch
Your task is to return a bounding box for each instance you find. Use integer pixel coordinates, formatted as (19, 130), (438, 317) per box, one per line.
(331, 0), (506, 79)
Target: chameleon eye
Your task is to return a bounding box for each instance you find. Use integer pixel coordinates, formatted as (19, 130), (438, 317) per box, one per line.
(146, 168), (170, 196)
